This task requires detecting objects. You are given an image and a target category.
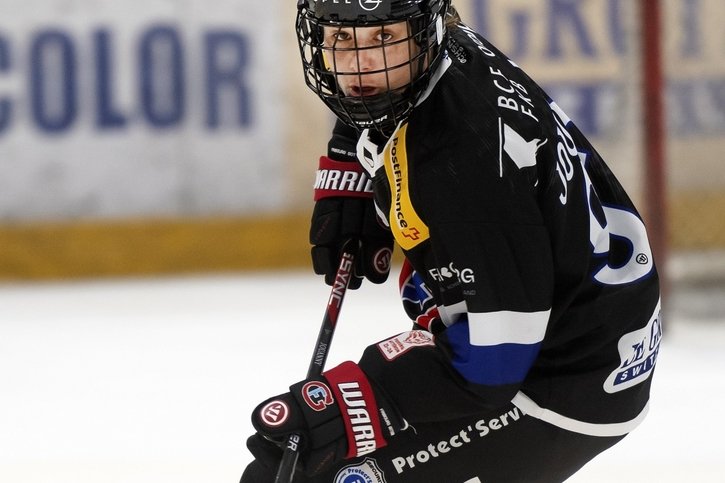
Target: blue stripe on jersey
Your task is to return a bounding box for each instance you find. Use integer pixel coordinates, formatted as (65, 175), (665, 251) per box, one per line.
(446, 318), (541, 386)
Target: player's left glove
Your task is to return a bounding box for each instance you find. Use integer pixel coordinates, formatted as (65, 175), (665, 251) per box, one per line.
(246, 361), (407, 478)
(310, 120), (394, 290)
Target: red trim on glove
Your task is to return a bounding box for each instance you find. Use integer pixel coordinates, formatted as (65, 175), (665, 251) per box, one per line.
(324, 361), (387, 459)
(314, 156), (374, 201)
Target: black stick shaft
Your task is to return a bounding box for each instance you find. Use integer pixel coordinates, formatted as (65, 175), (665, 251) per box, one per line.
(274, 244), (357, 483)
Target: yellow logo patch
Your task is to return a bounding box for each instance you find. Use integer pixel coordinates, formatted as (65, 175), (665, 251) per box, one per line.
(382, 123), (429, 251)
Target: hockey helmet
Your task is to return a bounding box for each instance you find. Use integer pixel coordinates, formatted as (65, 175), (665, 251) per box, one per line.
(296, 0), (451, 135)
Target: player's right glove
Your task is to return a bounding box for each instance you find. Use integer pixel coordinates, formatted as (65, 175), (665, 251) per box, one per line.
(244, 361), (408, 479)
(310, 120), (394, 289)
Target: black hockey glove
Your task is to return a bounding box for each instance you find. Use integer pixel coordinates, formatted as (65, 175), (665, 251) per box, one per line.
(310, 121), (393, 290)
(246, 361), (407, 478)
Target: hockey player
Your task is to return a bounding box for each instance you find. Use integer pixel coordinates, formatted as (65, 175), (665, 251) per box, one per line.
(241, 1), (662, 482)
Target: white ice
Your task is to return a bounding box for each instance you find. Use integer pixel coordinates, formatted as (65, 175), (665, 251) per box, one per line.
(1, 271), (723, 483)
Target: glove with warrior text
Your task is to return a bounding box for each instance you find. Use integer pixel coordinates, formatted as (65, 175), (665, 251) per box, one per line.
(310, 120), (394, 290)
(245, 361), (407, 479)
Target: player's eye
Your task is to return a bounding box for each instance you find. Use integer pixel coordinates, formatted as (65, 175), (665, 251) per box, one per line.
(378, 31), (394, 44)
(329, 30), (352, 44)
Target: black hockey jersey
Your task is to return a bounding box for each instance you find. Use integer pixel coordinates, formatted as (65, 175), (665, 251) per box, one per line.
(352, 24), (661, 436)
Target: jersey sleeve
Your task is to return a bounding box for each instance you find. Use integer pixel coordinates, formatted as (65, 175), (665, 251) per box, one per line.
(428, 217), (554, 407)
(403, 89), (556, 408)
(357, 330), (502, 423)
(374, 134), (556, 412)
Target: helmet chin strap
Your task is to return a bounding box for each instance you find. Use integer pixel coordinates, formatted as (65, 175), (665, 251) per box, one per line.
(337, 89), (408, 136)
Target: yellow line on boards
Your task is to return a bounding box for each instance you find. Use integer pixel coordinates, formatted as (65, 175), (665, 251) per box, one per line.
(0, 214), (311, 280)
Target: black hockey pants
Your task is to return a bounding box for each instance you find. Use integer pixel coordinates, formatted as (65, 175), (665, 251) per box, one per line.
(243, 401), (625, 483)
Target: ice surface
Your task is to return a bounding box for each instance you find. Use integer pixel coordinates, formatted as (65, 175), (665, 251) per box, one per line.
(1, 271), (723, 482)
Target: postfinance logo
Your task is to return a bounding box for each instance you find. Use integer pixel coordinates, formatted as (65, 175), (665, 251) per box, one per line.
(383, 123), (429, 251)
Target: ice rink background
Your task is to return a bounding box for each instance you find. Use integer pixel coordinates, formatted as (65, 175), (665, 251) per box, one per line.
(2, 269), (724, 483)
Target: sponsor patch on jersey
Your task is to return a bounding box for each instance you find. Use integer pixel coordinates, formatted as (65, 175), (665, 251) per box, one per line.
(258, 400), (289, 427)
(604, 301), (662, 393)
(334, 457), (387, 483)
(377, 330), (435, 362)
(382, 123), (430, 251)
(429, 263), (476, 284)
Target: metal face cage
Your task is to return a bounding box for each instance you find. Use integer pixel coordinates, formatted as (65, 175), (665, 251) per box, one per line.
(296, 4), (445, 135)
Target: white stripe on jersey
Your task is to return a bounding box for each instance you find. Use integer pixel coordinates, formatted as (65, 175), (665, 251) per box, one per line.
(437, 300), (468, 327)
(512, 391), (649, 437)
(468, 310), (551, 346)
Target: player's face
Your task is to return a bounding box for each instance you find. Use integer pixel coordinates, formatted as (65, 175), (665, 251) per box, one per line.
(322, 22), (421, 97)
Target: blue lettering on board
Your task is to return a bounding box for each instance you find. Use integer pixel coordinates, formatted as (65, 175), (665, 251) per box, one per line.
(0, 25), (254, 136)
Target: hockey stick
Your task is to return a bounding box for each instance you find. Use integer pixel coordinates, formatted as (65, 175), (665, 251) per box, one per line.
(274, 240), (359, 483)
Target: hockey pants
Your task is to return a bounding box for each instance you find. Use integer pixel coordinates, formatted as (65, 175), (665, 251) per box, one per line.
(245, 401), (626, 483)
